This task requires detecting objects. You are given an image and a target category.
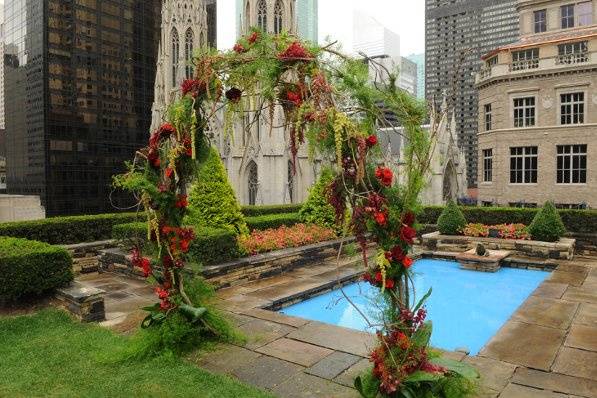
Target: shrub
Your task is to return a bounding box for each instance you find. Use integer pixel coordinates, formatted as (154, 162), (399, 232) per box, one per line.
(0, 212), (142, 245)
(113, 222), (241, 266)
(299, 169), (337, 232)
(437, 200), (467, 235)
(529, 202), (567, 242)
(241, 204), (302, 217)
(238, 224), (336, 255)
(186, 147), (248, 235)
(0, 237), (73, 301)
(245, 213), (302, 231)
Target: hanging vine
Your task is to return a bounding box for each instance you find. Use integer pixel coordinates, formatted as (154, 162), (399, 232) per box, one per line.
(115, 29), (477, 397)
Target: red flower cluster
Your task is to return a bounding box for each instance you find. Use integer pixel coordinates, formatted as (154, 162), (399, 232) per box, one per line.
(155, 287), (172, 310)
(375, 167), (393, 187)
(364, 193), (388, 227)
(286, 91), (303, 107)
(233, 43), (247, 53)
(131, 247), (152, 277)
(238, 224), (335, 255)
(183, 137), (194, 157)
(148, 123), (176, 168)
(400, 225), (417, 245)
(181, 79), (207, 98)
(248, 31), (259, 44)
(363, 272), (395, 289)
(175, 194), (188, 208)
(278, 41), (312, 61)
(225, 87), (243, 103)
(366, 135), (378, 147)
(162, 226), (195, 254)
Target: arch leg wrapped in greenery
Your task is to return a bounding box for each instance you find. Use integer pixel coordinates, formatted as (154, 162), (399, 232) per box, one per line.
(115, 29), (478, 397)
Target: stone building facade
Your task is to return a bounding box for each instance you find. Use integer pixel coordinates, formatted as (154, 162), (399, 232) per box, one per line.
(475, 0), (597, 208)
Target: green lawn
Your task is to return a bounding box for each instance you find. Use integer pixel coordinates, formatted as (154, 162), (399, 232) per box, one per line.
(0, 309), (272, 398)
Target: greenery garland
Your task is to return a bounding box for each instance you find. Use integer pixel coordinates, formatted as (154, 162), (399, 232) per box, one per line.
(115, 29), (477, 397)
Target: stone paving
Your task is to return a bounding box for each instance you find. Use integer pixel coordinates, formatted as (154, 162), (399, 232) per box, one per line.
(77, 254), (597, 398)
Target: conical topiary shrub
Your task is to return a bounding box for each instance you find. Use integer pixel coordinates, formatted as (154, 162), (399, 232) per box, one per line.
(186, 147), (249, 236)
(299, 168), (338, 233)
(528, 201), (566, 242)
(437, 200), (467, 235)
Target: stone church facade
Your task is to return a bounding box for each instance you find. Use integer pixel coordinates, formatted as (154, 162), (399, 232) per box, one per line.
(151, 0), (319, 206)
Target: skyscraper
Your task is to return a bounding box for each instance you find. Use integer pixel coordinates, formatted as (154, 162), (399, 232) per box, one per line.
(353, 11), (400, 58)
(297, 0), (318, 43)
(425, 0), (519, 188)
(4, 0), (161, 216)
(407, 53), (425, 100)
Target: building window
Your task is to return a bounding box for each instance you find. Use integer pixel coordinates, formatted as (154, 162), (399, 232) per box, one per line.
(483, 149), (493, 182)
(557, 144), (587, 184)
(247, 161), (259, 205)
(257, 0), (267, 31)
(513, 97), (536, 127)
(484, 103), (492, 131)
(557, 41), (588, 64)
(510, 146), (538, 184)
(274, 0), (284, 34)
(561, 4), (575, 28)
(578, 2), (593, 26)
(534, 9), (547, 33)
(482, 201), (494, 207)
(560, 93), (584, 125)
(185, 28), (194, 79)
(509, 202), (537, 208)
(511, 49), (539, 71)
(171, 28), (180, 86)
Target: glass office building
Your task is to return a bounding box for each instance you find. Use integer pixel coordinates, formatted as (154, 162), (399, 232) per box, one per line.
(4, 0), (161, 215)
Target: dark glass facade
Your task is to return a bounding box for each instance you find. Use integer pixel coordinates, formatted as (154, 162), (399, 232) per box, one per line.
(4, 0), (161, 216)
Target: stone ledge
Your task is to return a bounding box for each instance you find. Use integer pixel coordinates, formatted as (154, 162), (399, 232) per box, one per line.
(56, 283), (106, 322)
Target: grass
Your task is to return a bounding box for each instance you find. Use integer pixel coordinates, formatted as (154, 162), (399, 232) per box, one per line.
(0, 309), (273, 398)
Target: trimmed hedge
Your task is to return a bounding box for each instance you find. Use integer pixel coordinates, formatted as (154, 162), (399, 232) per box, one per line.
(0, 212), (142, 245)
(529, 202), (566, 242)
(0, 237), (73, 301)
(241, 204), (302, 217)
(245, 213), (302, 231)
(112, 223), (241, 266)
(437, 201), (467, 235)
(419, 206), (596, 234)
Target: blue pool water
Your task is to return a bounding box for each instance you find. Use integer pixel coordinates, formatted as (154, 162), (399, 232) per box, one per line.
(280, 259), (548, 355)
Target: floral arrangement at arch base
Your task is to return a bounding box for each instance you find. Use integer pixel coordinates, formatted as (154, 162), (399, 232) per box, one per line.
(115, 28), (478, 396)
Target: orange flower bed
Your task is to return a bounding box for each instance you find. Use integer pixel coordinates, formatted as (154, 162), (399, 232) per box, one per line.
(238, 224), (336, 255)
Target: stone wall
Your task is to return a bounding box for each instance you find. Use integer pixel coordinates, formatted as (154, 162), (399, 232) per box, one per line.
(569, 232), (597, 256)
(421, 231), (575, 260)
(62, 240), (117, 275)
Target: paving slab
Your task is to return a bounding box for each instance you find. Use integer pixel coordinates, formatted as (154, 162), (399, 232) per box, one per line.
(272, 372), (360, 398)
(511, 367), (597, 398)
(306, 351), (362, 380)
(565, 324), (597, 351)
(480, 321), (565, 371)
(188, 344), (262, 376)
(245, 278), (328, 302)
(499, 383), (568, 397)
(239, 308), (310, 328)
(574, 303), (597, 327)
(333, 358), (371, 388)
(552, 347), (597, 381)
(217, 294), (273, 312)
(463, 356), (516, 391)
(531, 282), (569, 299)
(236, 275), (298, 293)
(563, 286), (597, 304)
(215, 286), (254, 299)
(287, 321), (375, 357)
(223, 311), (255, 327)
(237, 318), (295, 349)
(232, 355), (304, 390)
(511, 296), (578, 329)
(255, 338), (334, 367)
(548, 271), (587, 287)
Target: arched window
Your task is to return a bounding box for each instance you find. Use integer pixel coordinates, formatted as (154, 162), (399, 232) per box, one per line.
(274, 0), (284, 34)
(171, 28), (180, 86)
(257, 0), (267, 31)
(185, 28), (194, 79)
(287, 160), (295, 203)
(247, 161), (259, 205)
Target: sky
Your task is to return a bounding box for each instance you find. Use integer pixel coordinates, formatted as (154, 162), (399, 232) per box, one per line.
(218, 0), (425, 56)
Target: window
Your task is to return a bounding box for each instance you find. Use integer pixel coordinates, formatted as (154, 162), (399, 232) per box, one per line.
(247, 161), (259, 205)
(561, 4), (575, 28)
(257, 0), (267, 30)
(483, 149), (493, 182)
(511, 49), (539, 71)
(509, 202), (537, 208)
(482, 201), (494, 207)
(557, 144), (587, 184)
(484, 103), (492, 131)
(171, 28), (179, 86)
(184, 28), (194, 79)
(534, 9), (547, 33)
(560, 93), (584, 125)
(510, 146), (538, 184)
(557, 41), (589, 64)
(274, 0), (284, 34)
(578, 2), (593, 26)
(513, 97), (536, 127)
(486, 56), (497, 67)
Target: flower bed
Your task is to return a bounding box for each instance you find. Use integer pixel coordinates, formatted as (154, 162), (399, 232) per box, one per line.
(462, 223), (530, 240)
(238, 224), (336, 255)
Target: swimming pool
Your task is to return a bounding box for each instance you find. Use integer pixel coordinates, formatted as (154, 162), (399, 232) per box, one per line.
(280, 258), (548, 355)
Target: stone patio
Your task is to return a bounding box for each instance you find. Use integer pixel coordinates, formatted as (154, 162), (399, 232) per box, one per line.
(76, 254), (597, 398)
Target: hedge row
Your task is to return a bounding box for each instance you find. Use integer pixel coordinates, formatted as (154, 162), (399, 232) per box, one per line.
(0, 237), (73, 301)
(0, 212), (141, 245)
(241, 204), (303, 217)
(418, 206), (597, 234)
(112, 222), (241, 266)
(245, 213), (302, 231)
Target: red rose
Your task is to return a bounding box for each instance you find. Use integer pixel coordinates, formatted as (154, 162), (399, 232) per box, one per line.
(286, 91), (302, 107)
(278, 41), (312, 60)
(181, 79), (206, 98)
(155, 287), (169, 300)
(400, 226), (417, 245)
(402, 211), (416, 227)
(175, 194), (188, 208)
(375, 272), (383, 282)
(385, 279), (395, 289)
(233, 43), (246, 53)
(375, 167), (393, 187)
(225, 87), (242, 103)
(147, 148), (160, 168)
(165, 167), (174, 179)
(366, 135), (378, 147)
(374, 211), (387, 226)
(160, 300), (172, 311)
(402, 256), (414, 268)
(248, 31), (259, 44)
(388, 245), (405, 262)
